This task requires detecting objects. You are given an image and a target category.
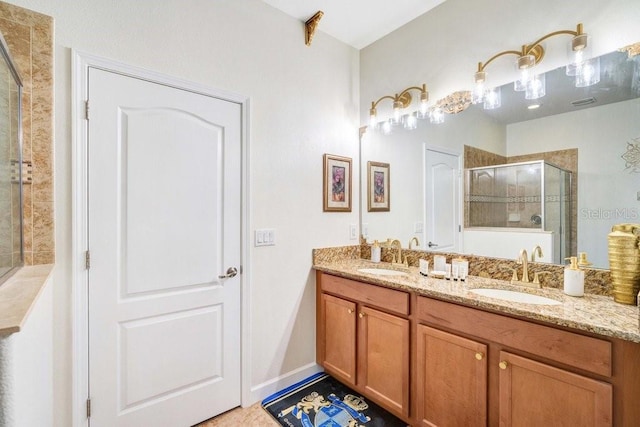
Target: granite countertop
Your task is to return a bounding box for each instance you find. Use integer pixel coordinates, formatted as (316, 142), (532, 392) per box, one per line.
(314, 259), (640, 343)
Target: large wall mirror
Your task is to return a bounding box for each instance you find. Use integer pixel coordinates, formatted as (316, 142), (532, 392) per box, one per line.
(0, 31), (23, 284)
(360, 45), (640, 269)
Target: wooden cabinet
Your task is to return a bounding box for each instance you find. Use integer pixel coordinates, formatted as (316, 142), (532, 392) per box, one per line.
(498, 351), (612, 426)
(316, 272), (410, 420)
(416, 324), (487, 427)
(316, 271), (640, 426)
(321, 293), (356, 385)
(416, 296), (615, 427)
(358, 305), (410, 416)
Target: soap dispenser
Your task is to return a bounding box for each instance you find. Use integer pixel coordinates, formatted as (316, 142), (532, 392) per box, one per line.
(371, 240), (381, 263)
(564, 256), (584, 297)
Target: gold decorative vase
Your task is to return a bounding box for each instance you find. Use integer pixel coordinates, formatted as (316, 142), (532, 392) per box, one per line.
(608, 223), (640, 305)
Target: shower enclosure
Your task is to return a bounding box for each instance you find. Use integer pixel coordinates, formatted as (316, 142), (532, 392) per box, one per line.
(465, 160), (572, 263)
(0, 31), (23, 284)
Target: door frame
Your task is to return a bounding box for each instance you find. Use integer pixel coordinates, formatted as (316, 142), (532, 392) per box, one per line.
(422, 144), (463, 253)
(71, 51), (251, 427)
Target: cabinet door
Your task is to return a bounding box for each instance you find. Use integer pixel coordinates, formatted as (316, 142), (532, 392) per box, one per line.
(416, 324), (487, 427)
(358, 305), (410, 417)
(499, 351), (612, 426)
(320, 293), (357, 385)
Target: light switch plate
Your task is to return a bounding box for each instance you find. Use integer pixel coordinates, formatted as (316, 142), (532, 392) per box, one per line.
(349, 224), (358, 240)
(255, 228), (276, 246)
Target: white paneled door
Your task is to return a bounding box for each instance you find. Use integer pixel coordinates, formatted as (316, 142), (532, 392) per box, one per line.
(87, 68), (241, 426)
(425, 148), (461, 253)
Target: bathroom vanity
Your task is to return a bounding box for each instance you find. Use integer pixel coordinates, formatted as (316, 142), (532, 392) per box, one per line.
(314, 259), (640, 426)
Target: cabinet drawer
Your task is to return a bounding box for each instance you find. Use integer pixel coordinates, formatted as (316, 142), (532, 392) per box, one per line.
(416, 296), (612, 377)
(319, 273), (410, 315)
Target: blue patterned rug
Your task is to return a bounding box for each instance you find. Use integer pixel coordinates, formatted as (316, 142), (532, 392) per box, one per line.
(261, 372), (408, 427)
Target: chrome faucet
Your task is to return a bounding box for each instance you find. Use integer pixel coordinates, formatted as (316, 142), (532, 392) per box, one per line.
(517, 249), (530, 283)
(531, 245), (543, 262)
(409, 237), (420, 249)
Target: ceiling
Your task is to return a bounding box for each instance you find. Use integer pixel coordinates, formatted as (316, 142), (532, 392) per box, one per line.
(261, 0), (446, 49)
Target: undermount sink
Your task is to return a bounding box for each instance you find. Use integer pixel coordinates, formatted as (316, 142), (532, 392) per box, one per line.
(357, 268), (408, 277)
(470, 288), (561, 305)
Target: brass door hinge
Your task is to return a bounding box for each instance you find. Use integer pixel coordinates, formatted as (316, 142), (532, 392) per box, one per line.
(86, 398), (91, 418)
(85, 100), (90, 120)
(85, 250), (91, 270)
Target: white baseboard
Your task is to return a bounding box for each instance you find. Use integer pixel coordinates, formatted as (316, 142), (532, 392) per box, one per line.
(246, 363), (322, 406)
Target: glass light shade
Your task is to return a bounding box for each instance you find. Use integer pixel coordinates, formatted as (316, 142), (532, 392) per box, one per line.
(575, 56), (601, 87)
(566, 34), (592, 76)
(525, 73), (546, 100)
(381, 119), (392, 135)
(429, 107), (444, 124)
(404, 113), (418, 130)
(419, 98), (429, 116)
(514, 67), (532, 92)
(392, 99), (403, 124)
(472, 81), (485, 104)
(483, 86), (501, 110)
(369, 111), (378, 129)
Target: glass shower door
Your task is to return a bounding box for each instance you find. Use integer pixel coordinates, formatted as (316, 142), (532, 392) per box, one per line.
(543, 163), (572, 263)
(0, 32), (23, 284)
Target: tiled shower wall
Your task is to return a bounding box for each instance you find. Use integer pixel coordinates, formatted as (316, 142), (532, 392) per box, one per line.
(0, 2), (53, 265)
(464, 145), (578, 257)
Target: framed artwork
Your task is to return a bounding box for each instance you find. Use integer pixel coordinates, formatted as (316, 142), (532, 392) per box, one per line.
(367, 161), (390, 212)
(323, 154), (352, 212)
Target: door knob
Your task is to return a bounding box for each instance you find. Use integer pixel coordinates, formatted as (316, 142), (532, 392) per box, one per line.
(359, 312), (366, 318)
(499, 361), (508, 370)
(428, 241), (439, 248)
(218, 267), (238, 279)
(475, 352), (484, 360)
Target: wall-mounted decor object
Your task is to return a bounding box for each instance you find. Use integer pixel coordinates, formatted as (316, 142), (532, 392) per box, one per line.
(323, 154), (352, 212)
(367, 161), (390, 212)
(304, 11), (323, 46)
(622, 138), (640, 173)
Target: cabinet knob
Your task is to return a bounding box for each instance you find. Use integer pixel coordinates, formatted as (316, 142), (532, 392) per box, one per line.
(359, 312), (366, 318)
(499, 361), (508, 370)
(347, 308), (354, 314)
(475, 352), (484, 360)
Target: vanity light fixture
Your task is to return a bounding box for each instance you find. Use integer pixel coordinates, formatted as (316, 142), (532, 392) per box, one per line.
(369, 84), (429, 129)
(473, 23), (599, 109)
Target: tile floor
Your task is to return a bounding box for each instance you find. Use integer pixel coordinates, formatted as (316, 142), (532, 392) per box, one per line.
(196, 402), (278, 426)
